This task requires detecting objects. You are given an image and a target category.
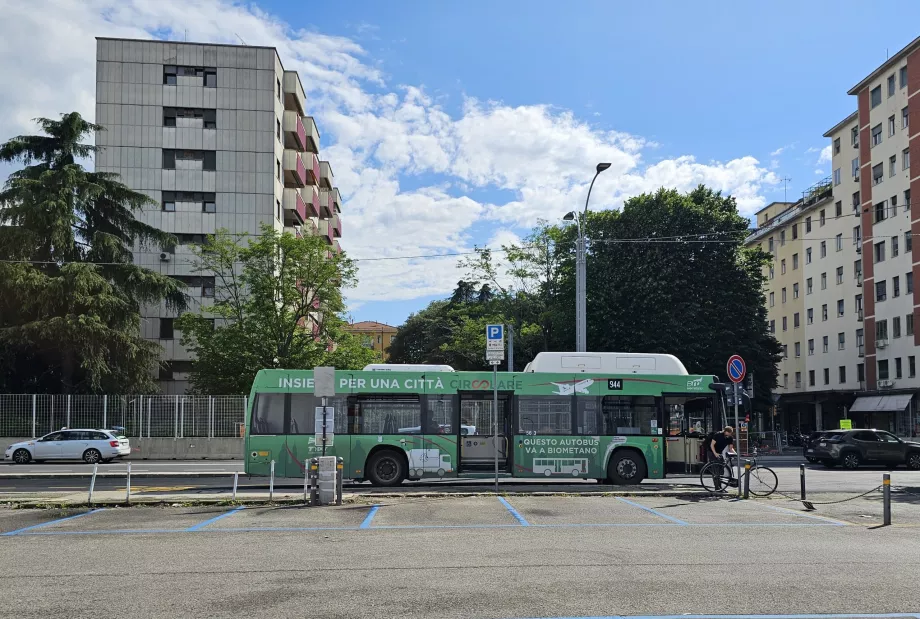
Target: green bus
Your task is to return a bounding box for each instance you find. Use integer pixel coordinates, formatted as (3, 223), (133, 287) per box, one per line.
(244, 353), (727, 485)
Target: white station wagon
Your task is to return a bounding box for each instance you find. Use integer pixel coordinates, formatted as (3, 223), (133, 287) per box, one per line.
(4, 429), (131, 464)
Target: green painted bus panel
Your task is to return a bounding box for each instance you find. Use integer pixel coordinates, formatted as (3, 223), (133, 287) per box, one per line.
(510, 435), (662, 478)
(350, 435), (459, 479)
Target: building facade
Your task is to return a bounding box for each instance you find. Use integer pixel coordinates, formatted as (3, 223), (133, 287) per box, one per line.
(95, 38), (343, 394)
(345, 321), (398, 361)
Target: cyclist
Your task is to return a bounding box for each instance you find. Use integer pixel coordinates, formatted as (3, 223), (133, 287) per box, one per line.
(705, 425), (736, 463)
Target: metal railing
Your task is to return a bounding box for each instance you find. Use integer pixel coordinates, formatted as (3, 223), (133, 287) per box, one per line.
(0, 395), (247, 438)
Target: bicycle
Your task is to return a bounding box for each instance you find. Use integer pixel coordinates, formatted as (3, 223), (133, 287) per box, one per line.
(699, 449), (778, 497)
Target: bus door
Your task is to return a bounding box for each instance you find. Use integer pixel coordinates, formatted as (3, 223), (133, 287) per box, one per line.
(457, 391), (512, 472)
(663, 394), (717, 474)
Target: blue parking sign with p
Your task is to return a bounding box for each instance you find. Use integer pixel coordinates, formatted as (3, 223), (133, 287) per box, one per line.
(487, 325), (503, 340)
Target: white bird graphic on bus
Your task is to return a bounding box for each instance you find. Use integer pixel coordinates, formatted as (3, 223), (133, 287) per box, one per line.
(550, 379), (594, 396)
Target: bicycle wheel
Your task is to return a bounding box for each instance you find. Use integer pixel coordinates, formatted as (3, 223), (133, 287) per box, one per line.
(747, 465), (778, 497)
(700, 462), (731, 494)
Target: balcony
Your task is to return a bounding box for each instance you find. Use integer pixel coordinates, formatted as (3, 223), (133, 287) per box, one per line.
(319, 189), (333, 218)
(317, 219), (334, 245)
(303, 151), (320, 185)
(282, 71), (306, 115)
(319, 160), (334, 190)
(332, 213), (342, 238)
(282, 188), (306, 224)
(303, 184), (320, 217)
(283, 111), (306, 151)
(303, 116), (320, 153)
(282, 150), (306, 187)
(332, 239), (341, 254)
(332, 187), (342, 213)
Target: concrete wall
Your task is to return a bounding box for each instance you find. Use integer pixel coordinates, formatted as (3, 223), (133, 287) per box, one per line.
(3, 438), (243, 460)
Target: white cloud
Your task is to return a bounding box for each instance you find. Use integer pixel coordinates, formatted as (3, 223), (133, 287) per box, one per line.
(770, 147), (786, 157)
(0, 0), (780, 304)
(817, 145), (832, 165)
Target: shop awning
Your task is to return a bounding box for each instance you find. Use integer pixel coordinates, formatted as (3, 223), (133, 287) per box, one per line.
(849, 394), (913, 413)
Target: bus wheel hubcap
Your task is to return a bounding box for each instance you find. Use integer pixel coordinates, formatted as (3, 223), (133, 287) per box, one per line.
(377, 459), (396, 480)
(617, 460), (636, 478)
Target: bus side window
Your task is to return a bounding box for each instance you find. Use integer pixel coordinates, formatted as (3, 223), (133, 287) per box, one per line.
(251, 393), (285, 435)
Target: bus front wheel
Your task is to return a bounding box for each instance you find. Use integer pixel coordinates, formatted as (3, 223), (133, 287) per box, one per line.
(607, 450), (647, 485)
(367, 450), (407, 487)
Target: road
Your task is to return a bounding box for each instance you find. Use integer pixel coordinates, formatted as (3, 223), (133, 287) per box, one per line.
(2, 460), (918, 495)
(1, 495), (919, 618)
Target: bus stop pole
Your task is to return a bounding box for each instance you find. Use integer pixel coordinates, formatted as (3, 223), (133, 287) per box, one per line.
(734, 381), (741, 497)
(493, 362), (499, 494)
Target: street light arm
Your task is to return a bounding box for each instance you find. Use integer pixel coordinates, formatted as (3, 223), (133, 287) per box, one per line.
(583, 170), (601, 221)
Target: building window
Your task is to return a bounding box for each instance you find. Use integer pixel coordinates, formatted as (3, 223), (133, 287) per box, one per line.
(792, 223), (798, 239)
(897, 359), (904, 380)
(780, 230), (786, 246)
(890, 155), (897, 178)
(823, 368), (830, 385)
(822, 335), (829, 353)
(834, 137), (841, 154)
(820, 241), (827, 258)
(901, 66), (908, 89)
(910, 356), (917, 378)
(162, 149), (215, 171)
(877, 319), (889, 341)
(807, 278), (813, 294)
(837, 299), (845, 317)
(855, 294), (863, 315)
(857, 363), (865, 383)
(277, 159), (281, 180)
(835, 201), (843, 217)
(794, 312), (800, 329)
(908, 314), (915, 336)
(782, 345), (788, 359)
(906, 189), (912, 211)
(851, 125), (859, 147)
(875, 240), (886, 263)
(889, 114), (896, 136)
(878, 359), (888, 380)
(163, 107), (216, 128)
(795, 372), (802, 388)
(160, 318), (174, 339)
(851, 157), (860, 181)
(277, 200), (282, 221)
(782, 316), (788, 331)
(894, 316), (902, 338)
(853, 225), (861, 246)
(277, 78), (282, 101)
(833, 168), (841, 186)
(839, 366), (847, 384)
(793, 253), (799, 270)
(793, 283), (799, 298)
(903, 106), (910, 130)
(781, 259), (786, 274)
(820, 209), (826, 226)
(892, 194), (899, 210)
(805, 217), (812, 233)
(807, 308), (814, 324)
(908, 272), (914, 293)
(204, 70), (217, 87)
(872, 123), (883, 147)
(769, 292), (774, 307)
(888, 74), (897, 97)
(277, 119), (281, 141)
(904, 148), (911, 170)
(163, 191), (216, 213)
(808, 339), (815, 356)
(835, 234), (843, 252)
(836, 266), (844, 284)
(855, 259), (862, 281)
(202, 277), (216, 298)
(769, 319), (775, 333)
(892, 235), (900, 257)
(769, 265), (774, 280)
(782, 287), (787, 303)
(893, 275), (901, 298)
(853, 190), (861, 210)
(806, 247), (812, 264)
(871, 85), (882, 108)
(873, 163), (884, 185)
(875, 200), (887, 223)
(822, 304), (828, 321)
(808, 370), (815, 386)
(163, 65), (177, 85)
(783, 374), (788, 388)
(876, 280), (887, 302)
(821, 272), (827, 290)
(162, 197), (176, 212)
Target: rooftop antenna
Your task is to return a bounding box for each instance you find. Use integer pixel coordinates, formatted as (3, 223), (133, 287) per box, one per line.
(780, 176), (792, 203)
(185, 29), (188, 42)
(235, 33), (248, 46)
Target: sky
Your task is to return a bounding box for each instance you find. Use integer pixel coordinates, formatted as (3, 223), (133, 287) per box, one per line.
(2, 0), (920, 327)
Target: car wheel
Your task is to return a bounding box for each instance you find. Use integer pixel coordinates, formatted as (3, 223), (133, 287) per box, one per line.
(607, 450), (648, 485)
(821, 460), (837, 468)
(366, 450), (406, 487)
(82, 449), (102, 464)
(907, 451), (920, 471)
(842, 452), (861, 469)
(12, 449), (31, 464)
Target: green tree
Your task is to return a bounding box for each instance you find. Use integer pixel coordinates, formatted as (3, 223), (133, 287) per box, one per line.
(176, 226), (378, 394)
(0, 113), (186, 393)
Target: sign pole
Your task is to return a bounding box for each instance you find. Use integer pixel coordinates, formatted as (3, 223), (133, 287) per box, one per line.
(734, 381), (740, 497)
(493, 362), (499, 494)
(322, 396), (328, 457)
(727, 354), (746, 498)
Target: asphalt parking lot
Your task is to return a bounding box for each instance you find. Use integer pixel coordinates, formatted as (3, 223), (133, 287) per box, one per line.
(2, 496), (920, 618)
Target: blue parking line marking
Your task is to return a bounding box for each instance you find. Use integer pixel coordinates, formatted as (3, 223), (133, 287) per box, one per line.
(359, 505), (379, 529)
(186, 506), (245, 531)
(498, 496), (530, 526)
(1, 508), (106, 536)
(616, 497), (689, 525)
(748, 502), (850, 526)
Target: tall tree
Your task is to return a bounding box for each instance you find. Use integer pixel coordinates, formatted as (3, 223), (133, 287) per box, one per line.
(176, 226), (378, 394)
(0, 113), (186, 393)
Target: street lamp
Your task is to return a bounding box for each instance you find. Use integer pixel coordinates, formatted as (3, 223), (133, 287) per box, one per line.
(568, 163), (611, 353)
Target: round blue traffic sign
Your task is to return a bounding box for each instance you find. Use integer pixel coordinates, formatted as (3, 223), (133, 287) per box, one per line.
(727, 355), (746, 383)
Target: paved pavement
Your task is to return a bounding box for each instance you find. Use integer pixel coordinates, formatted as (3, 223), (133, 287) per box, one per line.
(1, 495), (919, 618)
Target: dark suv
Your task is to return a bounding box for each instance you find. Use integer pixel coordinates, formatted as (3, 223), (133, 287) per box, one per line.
(808, 429), (920, 469)
(803, 431), (829, 463)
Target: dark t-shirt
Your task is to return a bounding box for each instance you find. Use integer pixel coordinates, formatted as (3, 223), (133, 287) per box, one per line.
(711, 432), (735, 453)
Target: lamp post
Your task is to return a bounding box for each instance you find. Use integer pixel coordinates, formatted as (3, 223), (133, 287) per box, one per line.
(564, 162), (611, 353)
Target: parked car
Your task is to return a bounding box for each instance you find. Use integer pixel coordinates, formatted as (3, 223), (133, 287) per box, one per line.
(803, 431), (829, 463)
(4, 429), (130, 464)
(806, 429), (920, 470)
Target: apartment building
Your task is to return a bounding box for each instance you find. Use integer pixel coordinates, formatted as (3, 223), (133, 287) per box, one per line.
(95, 38), (343, 394)
(345, 321), (398, 361)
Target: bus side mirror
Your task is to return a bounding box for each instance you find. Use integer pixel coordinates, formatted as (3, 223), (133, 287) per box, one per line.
(708, 382), (727, 393)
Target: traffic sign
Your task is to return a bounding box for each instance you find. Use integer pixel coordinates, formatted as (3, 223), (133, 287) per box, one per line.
(486, 324), (504, 350)
(486, 349), (504, 362)
(727, 355), (746, 383)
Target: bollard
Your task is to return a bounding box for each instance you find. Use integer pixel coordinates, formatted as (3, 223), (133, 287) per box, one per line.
(88, 463), (99, 505)
(232, 471), (239, 500)
(269, 460), (275, 502)
(336, 457), (344, 506)
(800, 463), (807, 501)
(125, 462), (132, 504)
(310, 458), (319, 506)
(303, 459), (310, 503)
(743, 460), (751, 499)
(883, 473), (891, 526)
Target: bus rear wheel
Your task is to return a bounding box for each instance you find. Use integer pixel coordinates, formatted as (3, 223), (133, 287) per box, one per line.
(367, 450), (407, 487)
(607, 450), (647, 485)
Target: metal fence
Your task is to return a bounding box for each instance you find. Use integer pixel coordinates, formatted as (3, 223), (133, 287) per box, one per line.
(0, 395), (247, 438)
